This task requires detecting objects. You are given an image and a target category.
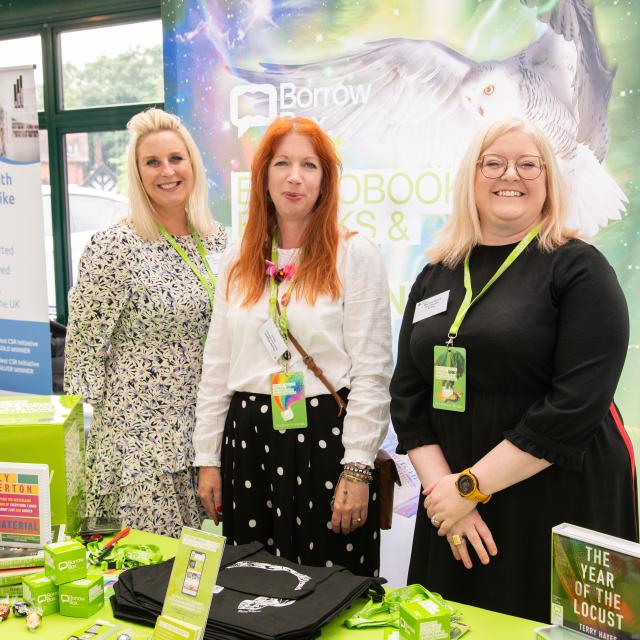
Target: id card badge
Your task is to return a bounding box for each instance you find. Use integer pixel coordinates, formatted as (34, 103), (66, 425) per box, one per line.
(259, 319), (289, 361)
(270, 371), (308, 430)
(206, 252), (221, 276)
(433, 345), (466, 412)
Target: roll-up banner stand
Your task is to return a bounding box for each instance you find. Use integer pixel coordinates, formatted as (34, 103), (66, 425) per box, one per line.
(0, 65), (52, 394)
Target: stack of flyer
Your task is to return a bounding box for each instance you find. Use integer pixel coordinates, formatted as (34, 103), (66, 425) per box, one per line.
(535, 523), (640, 639)
(0, 462), (54, 597)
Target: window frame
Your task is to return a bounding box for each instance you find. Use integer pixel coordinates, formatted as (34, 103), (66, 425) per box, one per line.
(0, 0), (163, 323)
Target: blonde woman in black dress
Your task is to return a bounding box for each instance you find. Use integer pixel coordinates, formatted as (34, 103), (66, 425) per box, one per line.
(391, 118), (637, 621)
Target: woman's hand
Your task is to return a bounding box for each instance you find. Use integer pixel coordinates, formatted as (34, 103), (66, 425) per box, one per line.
(197, 466), (223, 525)
(331, 476), (369, 535)
(445, 510), (498, 569)
(424, 473), (476, 536)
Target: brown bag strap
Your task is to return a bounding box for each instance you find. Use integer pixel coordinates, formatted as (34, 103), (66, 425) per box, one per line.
(277, 302), (346, 416)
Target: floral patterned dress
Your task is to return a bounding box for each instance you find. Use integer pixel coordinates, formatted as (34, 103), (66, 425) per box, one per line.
(64, 221), (227, 537)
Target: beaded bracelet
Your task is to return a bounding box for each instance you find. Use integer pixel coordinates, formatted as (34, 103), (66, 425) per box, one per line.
(341, 464), (373, 484)
(343, 463), (373, 475)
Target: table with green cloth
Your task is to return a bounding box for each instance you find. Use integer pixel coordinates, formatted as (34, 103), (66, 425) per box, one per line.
(4, 529), (541, 639)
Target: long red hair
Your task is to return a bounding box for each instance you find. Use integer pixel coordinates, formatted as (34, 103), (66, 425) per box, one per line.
(227, 117), (343, 305)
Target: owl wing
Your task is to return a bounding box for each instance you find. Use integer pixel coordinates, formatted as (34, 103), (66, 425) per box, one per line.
(527, 0), (615, 160)
(231, 38), (478, 165)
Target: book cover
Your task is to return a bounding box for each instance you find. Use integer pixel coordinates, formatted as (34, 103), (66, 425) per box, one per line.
(0, 462), (52, 547)
(551, 523), (640, 640)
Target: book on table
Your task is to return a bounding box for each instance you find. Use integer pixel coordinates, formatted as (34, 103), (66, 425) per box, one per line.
(0, 523), (64, 570)
(0, 461), (52, 548)
(544, 523), (640, 640)
(0, 564), (44, 587)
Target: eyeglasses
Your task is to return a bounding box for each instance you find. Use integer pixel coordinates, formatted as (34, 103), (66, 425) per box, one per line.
(477, 154), (545, 180)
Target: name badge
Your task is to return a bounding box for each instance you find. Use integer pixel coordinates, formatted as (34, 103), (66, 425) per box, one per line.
(413, 291), (449, 323)
(258, 319), (289, 361)
(206, 252), (221, 275)
(433, 345), (466, 412)
(271, 371), (308, 430)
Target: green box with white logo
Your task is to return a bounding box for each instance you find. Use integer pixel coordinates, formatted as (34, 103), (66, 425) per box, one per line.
(0, 395), (85, 535)
(22, 573), (59, 616)
(44, 539), (86, 585)
(59, 573), (104, 618)
(399, 598), (451, 640)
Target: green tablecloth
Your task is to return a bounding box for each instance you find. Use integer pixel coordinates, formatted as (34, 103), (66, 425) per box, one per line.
(3, 529), (541, 639)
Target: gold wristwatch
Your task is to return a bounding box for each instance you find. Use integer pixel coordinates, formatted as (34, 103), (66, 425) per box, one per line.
(455, 468), (491, 504)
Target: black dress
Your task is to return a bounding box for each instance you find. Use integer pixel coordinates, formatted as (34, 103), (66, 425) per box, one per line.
(390, 239), (638, 623)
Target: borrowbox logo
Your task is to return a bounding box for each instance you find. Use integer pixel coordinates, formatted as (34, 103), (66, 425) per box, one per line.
(36, 593), (56, 604)
(229, 81), (372, 137)
(60, 594), (81, 604)
(58, 558), (83, 570)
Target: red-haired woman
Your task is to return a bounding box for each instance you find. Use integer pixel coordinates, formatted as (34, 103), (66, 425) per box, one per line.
(193, 117), (392, 576)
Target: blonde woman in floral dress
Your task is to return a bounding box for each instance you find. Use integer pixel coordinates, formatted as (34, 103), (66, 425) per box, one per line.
(65, 109), (226, 537)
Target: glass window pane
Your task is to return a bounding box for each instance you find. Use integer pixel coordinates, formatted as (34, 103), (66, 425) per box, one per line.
(0, 35), (44, 111)
(60, 20), (163, 109)
(64, 131), (130, 284)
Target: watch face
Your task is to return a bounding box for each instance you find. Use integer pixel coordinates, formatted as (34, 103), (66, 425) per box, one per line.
(457, 474), (475, 495)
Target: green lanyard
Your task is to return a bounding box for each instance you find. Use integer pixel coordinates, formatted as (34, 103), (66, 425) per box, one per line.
(157, 224), (217, 308)
(446, 226), (539, 345)
(268, 234), (297, 349)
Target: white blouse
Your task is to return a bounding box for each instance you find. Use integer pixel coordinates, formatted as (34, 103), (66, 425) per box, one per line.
(193, 232), (392, 468)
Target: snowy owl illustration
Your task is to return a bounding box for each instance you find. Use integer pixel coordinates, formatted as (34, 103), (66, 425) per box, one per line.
(232, 0), (625, 236)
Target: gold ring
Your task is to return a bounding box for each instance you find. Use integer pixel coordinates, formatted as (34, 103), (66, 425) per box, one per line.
(353, 517), (362, 523)
(452, 534), (463, 546)
(431, 517), (441, 528)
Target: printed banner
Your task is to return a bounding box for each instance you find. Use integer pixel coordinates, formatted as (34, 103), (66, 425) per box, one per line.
(0, 65), (52, 393)
(163, 0), (640, 581)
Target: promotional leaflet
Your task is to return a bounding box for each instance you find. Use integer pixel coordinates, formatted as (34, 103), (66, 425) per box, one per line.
(0, 65), (51, 394)
(152, 527), (226, 640)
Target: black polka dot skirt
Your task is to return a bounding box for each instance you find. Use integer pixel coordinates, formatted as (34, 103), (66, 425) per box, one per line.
(220, 388), (380, 577)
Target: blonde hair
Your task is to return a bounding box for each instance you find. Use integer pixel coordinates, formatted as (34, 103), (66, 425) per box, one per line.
(428, 118), (575, 267)
(125, 108), (216, 241)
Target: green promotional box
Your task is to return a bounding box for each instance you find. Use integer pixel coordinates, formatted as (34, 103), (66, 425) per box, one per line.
(0, 395), (85, 535)
(59, 573), (104, 618)
(399, 598), (451, 640)
(22, 573), (59, 616)
(44, 540), (86, 585)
